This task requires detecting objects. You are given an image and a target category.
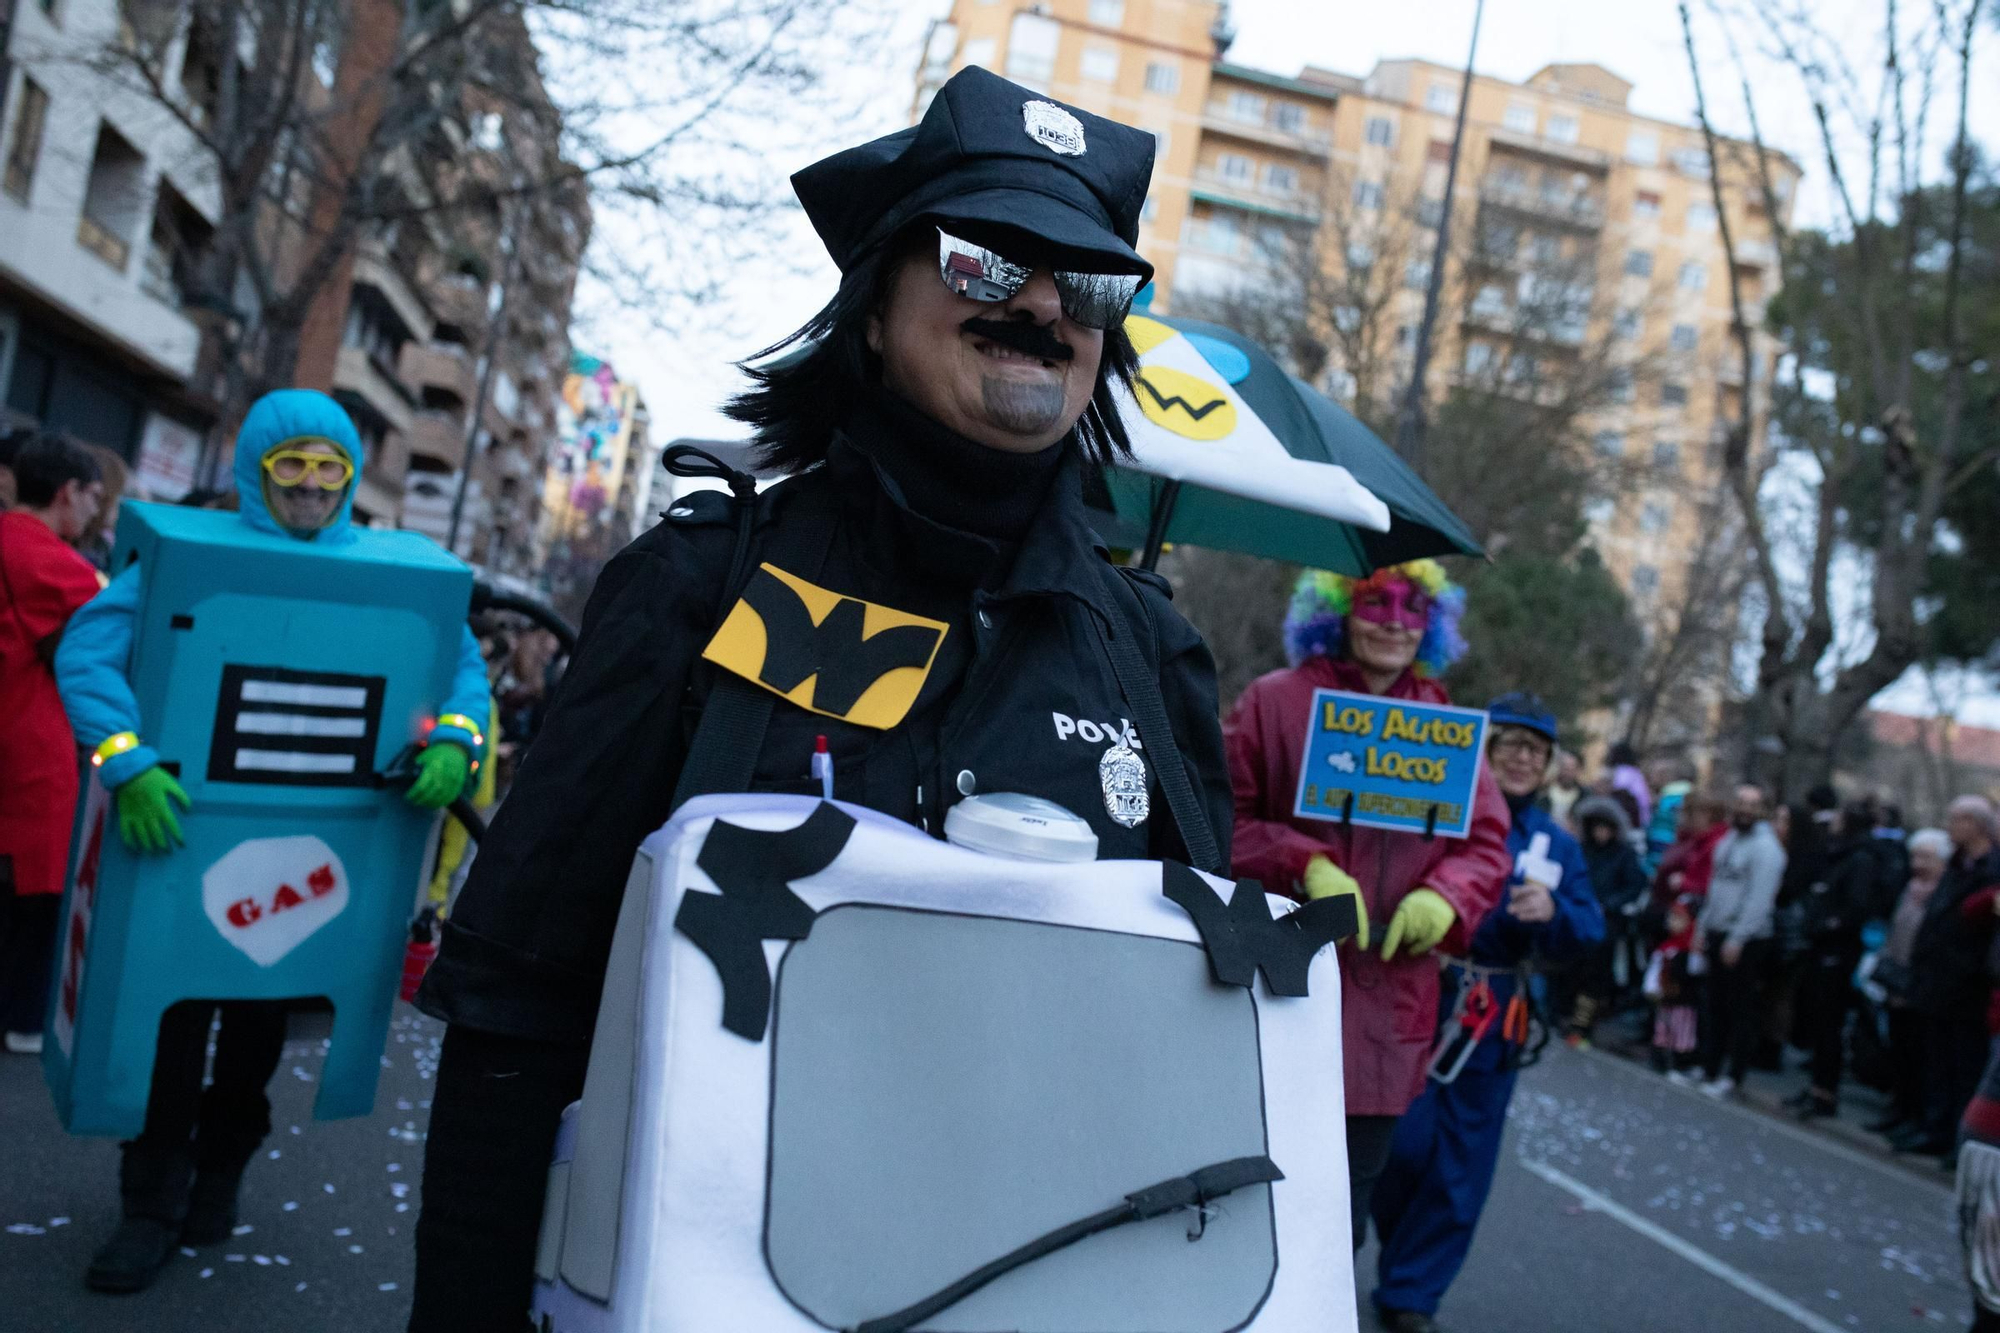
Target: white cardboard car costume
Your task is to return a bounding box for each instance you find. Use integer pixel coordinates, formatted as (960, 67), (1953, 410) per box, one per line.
(532, 795), (1358, 1333)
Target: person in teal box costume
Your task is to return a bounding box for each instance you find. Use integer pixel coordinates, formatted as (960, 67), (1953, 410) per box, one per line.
(54, 388), (489, 1292)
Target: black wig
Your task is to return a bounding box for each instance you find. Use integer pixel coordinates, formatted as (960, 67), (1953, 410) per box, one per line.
(725, 227), (1141, 476)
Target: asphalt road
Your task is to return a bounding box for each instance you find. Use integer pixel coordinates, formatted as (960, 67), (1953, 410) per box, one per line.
(0, 1010), (1972, 1332)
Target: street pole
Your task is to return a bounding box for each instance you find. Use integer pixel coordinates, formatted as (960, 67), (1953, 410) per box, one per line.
(446, 188), (522, 558)
(1392, 0), (1485, 472)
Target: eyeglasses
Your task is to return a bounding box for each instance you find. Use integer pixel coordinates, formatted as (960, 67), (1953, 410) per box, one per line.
(936, 227), (1143, 331)
(1491, 734), (1553, 763)
(262, 448), (354, 490)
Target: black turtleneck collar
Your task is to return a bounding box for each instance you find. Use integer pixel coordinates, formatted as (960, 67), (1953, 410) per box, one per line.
(838, 381), (1069, 545)
(1506, 790), (1537, 822)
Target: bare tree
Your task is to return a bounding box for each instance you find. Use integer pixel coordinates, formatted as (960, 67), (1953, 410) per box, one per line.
(67, 0), (874, 442)
(1681, 0), (1994, 797)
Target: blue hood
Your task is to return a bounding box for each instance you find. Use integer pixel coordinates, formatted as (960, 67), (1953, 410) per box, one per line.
(233, 389), (365, 544)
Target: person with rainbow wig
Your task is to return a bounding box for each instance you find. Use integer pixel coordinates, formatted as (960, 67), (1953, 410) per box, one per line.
(1225, 560), (1511, 1261)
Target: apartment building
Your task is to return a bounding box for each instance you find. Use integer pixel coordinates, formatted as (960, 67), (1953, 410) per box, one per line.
(536, 351), (653, 620)
(0, 0), (223, 490)
(914, 2), (1799, 641)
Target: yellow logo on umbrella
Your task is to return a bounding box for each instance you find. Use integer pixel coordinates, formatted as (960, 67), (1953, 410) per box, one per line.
(1134, 366), (1237, 441)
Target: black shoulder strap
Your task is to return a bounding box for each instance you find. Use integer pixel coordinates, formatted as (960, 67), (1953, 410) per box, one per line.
(669, 476), (838, 812)
(1095, 561), (1223, 875)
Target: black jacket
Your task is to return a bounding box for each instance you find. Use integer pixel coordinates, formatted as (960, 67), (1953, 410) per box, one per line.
(418, 428), (1233, 1047)
(1908, 847), (2000, 1017)
(1799, 834), (1888, 950)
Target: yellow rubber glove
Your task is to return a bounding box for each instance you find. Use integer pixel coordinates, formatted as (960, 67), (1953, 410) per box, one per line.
(1303, 854), (1369, 952)
(1381, 887), (1456, 961)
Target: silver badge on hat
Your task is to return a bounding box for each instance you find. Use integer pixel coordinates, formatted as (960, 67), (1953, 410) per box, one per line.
(1023, 100), (1087, 156)
(1099, 741), (1148, 828)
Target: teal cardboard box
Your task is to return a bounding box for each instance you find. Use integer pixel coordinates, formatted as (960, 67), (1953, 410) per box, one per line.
(45, 502), (473, 1136)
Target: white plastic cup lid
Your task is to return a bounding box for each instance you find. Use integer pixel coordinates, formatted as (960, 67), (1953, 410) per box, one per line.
(943, 793), (1100, 863)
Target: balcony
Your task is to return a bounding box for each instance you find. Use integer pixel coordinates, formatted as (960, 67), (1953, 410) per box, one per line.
(1486, 126), (1611, 173)
(334, 345), (415, 434)
(1732, 238), (1778, 269)
(408, 410), (465, 471)
(401, 340), (478, 406)
(1199, 107), (1332, 158)
(1189, 170), (1321, 224)
(1476, 181), (1603, 230)
(353, 239), (435, 345)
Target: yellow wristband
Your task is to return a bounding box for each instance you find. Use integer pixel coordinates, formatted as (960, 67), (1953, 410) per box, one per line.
(92, 732), (141, 767)
(433, 714), (484, 747)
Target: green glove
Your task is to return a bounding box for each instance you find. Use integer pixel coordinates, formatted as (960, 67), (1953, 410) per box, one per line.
(116, 766), (190, 855)
(405, 742), (470, 810)
(1303, 854), (1369, 952)
(1381, 887), (1456, 961)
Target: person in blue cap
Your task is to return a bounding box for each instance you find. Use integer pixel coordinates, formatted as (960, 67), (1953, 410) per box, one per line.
(409, 65), (1235, 1329)
(54, 389), (490, 1293)
(1369, 693), (1604, 1333)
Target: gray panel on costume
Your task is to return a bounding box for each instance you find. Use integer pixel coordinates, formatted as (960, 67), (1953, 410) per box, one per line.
(765, 905), (1275, 1333)
(559, 849), (654, 1301)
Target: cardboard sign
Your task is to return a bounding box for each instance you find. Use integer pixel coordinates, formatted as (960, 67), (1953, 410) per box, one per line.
(201, 836), (350, 968)
(1290, 689), (1490, 839)
(52, 778), (110, 1058)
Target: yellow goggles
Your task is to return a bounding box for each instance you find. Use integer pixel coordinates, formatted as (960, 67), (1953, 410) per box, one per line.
(262, 448), (355, 490)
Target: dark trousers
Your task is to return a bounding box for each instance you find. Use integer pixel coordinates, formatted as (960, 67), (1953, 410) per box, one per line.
(1803, 947), (1861, 1096)
(0, 873), (61, 1036)
(136, 1001), (289, 1166)
(1887, 1004), (1927, 1120)
(1700, 934), (1771, 1083)
(1922, 1015), (1993, 1145)
(1346, 1113), (1400, 1251)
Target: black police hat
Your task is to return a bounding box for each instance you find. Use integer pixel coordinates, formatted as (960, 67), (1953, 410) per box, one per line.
(792, 66), (1156, 281)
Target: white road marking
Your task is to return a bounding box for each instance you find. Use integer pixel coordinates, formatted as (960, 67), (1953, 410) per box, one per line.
(1574, 1044), (1953, 1198)
(1520, 1158), (1850, 1333)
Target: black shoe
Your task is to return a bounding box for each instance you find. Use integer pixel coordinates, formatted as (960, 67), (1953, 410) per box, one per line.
(1891, 1129), (1952, 1155)
(181, 1162), (249, 1246)
(1781, 1088), (1817, 1111)
(1795, 1096), (1837, 1121)
(85, 1217), (178, 1293)
(1377, 1309), (1442, 1333)
(1866, 1112), (1912, 1135)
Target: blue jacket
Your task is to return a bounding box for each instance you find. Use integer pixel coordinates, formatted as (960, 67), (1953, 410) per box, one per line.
(55, 390), (489, 789)
(1468, 802), (1604, 969)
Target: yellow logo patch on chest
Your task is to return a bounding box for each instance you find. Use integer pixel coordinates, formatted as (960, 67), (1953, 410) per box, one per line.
(701, 565), (950, 730)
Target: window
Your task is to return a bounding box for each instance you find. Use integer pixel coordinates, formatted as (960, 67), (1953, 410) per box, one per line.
(1624, 249), (1654, 278)
(1506, 351), (1539, 382)
(1227, 90), (1266, 123)
(1678, 261), (1707, 290)
(1584, 498), (1616, 526)
(3, 78), (49, 203)
(1217, 152), (1253, 183)
(1140, 194), (1158, 223)
(1147, 126), (1171, 159)
(1632, 564), (1661, 596)
(1264, 163), (1299, 195)
(1324, 368), (1358, 401)
(1472, 284), (1508, 319)
(1594, 431), (1625, 458)
(1613, 309), (1642, 340)
(1333, 305), (1362, 333)
(1652, 440), (1682, 469)
(1479, 219), (1519, 260)
(962, 37), (997, 68)
(1545, 113), (1579, 144)
(1674, 147), (1711, 179)
(1609, 369), (1635, 402)
(1529, 233), (1560, 266)
(1273, 102), (1306, 133)
(77, 123), (147, 272)
(1425, 83), (1458, 114)
(1416, 196), (1444, 228)
(1427, 139), (1453, 163)
(1345, 241), (1374, 271)
(1080, 46), (1119, 82)
(1191, 211), (1238, 252)
(1686, 202), (1717, 231)
(1640, 500), (1673, 534)
(1144, 60), (1180, 95)
(1669, 323), (1698, 351)
(1088, 0), (1125, 24)
(1626, 131), (1659, 166)
(1661, 380), (1689, 407)
(1464, 342), (1496, 374)
(1005, 13), (1059, 85)
(1503, 102), (1537, 133)
(1404, 259), (1432, 291)
(1365, 116), (1394, 147)
(1353, 180), (1384, 210)
(1633, 190), (1661, 220)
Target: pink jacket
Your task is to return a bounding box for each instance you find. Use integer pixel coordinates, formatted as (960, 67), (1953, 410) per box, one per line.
(1225, 656), (1512, 1116)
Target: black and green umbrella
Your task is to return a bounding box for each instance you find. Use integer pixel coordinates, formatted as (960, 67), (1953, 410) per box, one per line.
(1101, 313), (1483, 574)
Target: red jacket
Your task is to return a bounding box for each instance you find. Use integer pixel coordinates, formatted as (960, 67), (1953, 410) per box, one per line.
(1652, 822), (1727, 910)
(1225, 656), (1511, 1116)
(0, 512), (103, 896)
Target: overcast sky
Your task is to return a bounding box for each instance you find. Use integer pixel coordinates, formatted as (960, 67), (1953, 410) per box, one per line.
(576, 0), (2000, 725)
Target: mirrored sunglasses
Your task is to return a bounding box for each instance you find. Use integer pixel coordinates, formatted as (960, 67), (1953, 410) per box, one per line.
(262, 448), (355, 490)
(936, 227), (1143, 331)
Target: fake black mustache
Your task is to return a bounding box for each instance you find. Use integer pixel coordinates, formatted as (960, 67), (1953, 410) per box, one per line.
(961, 317), (1074, 363)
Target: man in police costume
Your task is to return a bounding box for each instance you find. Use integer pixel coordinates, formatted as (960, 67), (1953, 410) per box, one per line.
(409, 66), (1233, 1329)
